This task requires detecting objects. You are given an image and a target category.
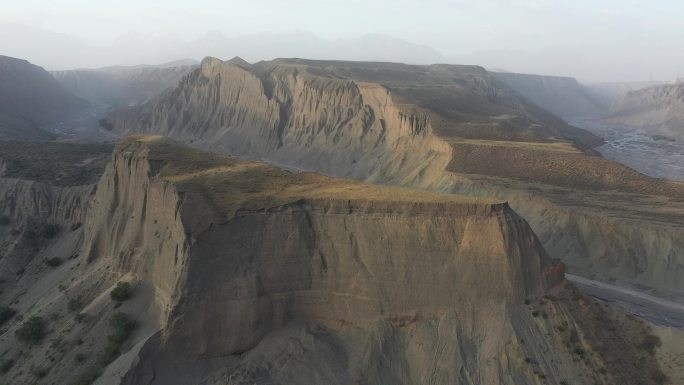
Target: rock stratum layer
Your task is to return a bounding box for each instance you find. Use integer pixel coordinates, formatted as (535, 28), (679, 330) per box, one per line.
(106, 57), (684, 296)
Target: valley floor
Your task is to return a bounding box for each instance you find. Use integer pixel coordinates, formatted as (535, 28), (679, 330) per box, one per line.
(570, 119), (684, 181)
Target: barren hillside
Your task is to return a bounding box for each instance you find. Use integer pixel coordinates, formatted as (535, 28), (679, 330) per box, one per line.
(0, 55), (88, 140)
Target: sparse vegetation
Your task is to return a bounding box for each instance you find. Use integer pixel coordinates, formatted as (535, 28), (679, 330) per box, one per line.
(15, 316), (46, 344)
(638, 334), (662, 354)
(75, 312), (87, 323)
(38, 223), (59, 239)
(99, 312), (136, 365)
(98, 118), (114, 131)
(0, 359), (14, 374)
(0, 305), (16, 325)
(71, 366), (102, 385)
(110, 282), (132, 302)
(0, 215), (10, 226)
(0, 141), (112, 186)
(75, 353), (87, 364)
(31, 365), (49, 378)
(44, 256), (63, 267)
(68, 297), (84, 312)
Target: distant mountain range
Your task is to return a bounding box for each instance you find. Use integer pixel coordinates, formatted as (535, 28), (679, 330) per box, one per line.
(0, 24), (447, 70)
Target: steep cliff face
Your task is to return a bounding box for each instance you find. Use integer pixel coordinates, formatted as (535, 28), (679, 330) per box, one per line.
(493, 72), (608, 119)
(110, 58), (453, 188)
(82, 137), (548, 336)
(448, 176), (684, 294)
(0, 141), (111, 277)
(70, 137), (665, 385)
(605, 82), (684, 141)
(82, 139), (189, 324)
(106, 58), (684, 297)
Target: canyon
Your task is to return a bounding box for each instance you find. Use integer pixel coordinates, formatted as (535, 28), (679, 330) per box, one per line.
(106, 57), (684, 299)
(0, 137), (674, 385)
(0, 54), (683, 385)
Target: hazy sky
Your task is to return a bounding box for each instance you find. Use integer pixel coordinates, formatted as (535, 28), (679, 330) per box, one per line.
(2, 0), (684, 82)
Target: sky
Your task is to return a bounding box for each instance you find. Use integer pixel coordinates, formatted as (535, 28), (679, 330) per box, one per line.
(2, 0), (684, 82)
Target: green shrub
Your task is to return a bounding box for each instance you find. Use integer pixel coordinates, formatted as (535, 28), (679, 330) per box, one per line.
(71, 366), (102, 385)
(0, 305), (16, 325)
(44, 257), (63, 267)
(75, 312), (87, 323)
(99, 312), (136, 365)
(109, 312), (136, 346)
(31, 365), (49, 378)
(38, 223), (58, 239)
(68, 297), (84, 312)
(0, 359), (14, 374)
(15, 316), (46, 344)
(638, 334), (662, 354)
(110, 282), (132, 302)
(74, 353), (87, 364)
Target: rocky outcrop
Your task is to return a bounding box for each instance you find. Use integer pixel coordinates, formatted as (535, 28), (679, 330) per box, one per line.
(493, 72), (608, 119)
(82, 137), (549, 340)
(605, 82), (684, 141)
(0, 178), (92, 225)
(110, 58), (454, 188)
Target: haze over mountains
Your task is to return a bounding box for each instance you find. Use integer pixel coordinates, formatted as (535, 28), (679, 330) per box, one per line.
(2, 4), (684, 380)
(0, 55), (87, 140)
(606, 82), (684, 141)
(3, 19), (683, 83)
(0, 24), (446, 70)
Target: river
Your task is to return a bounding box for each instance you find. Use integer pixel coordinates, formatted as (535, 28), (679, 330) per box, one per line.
(570, 119), (684, 181)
